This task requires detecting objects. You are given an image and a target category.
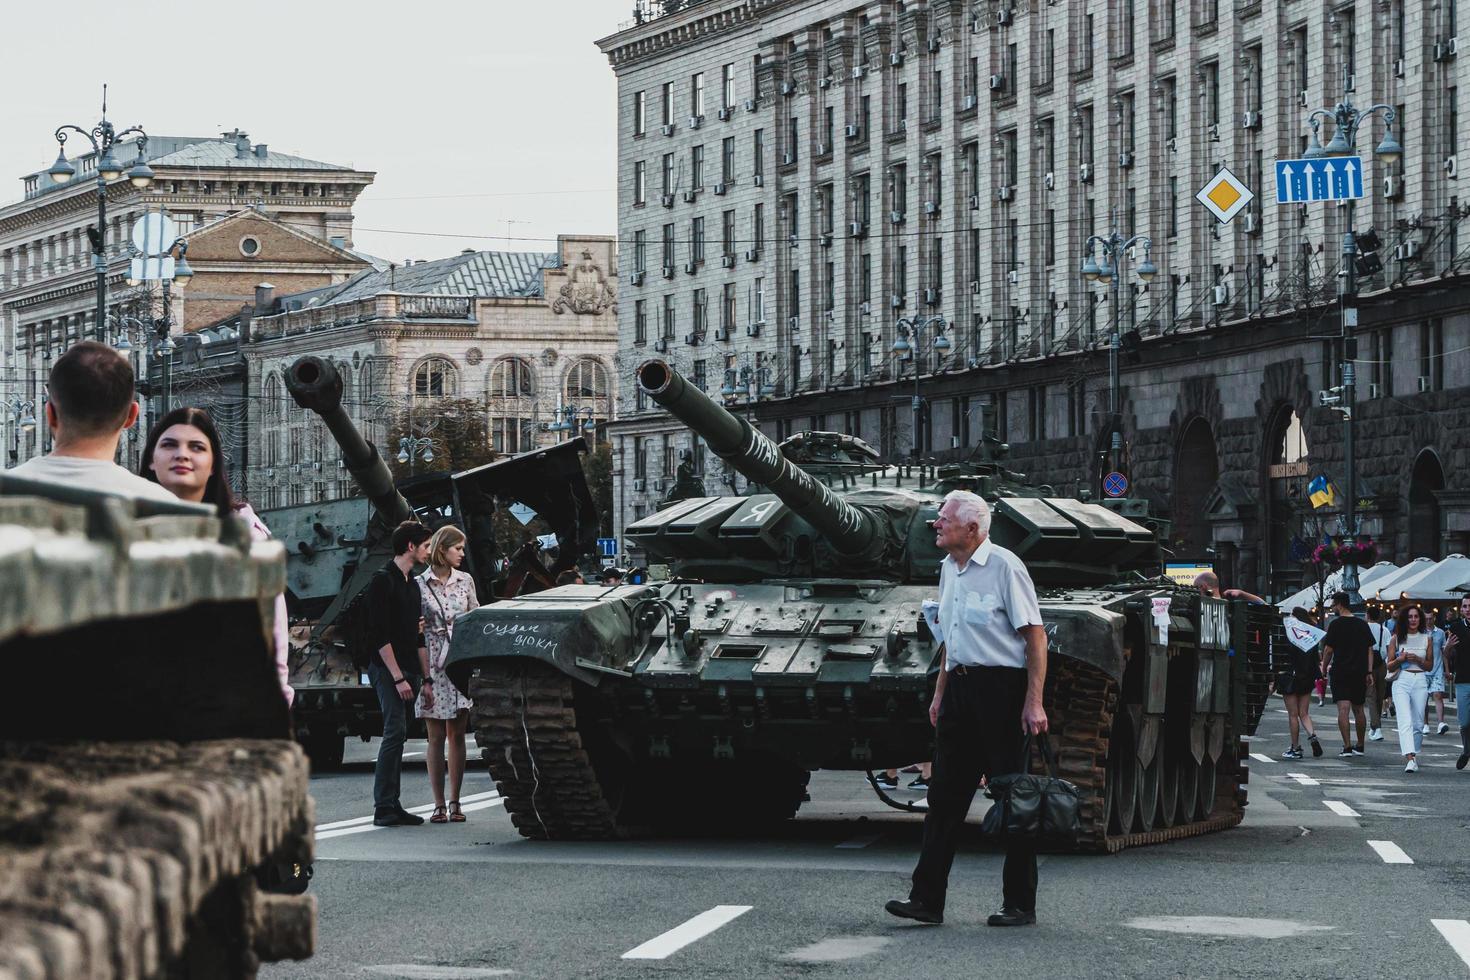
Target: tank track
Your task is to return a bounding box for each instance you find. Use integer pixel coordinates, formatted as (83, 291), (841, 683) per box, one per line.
(468, 664), (624, 840)
(1047, 656), (1244, 854)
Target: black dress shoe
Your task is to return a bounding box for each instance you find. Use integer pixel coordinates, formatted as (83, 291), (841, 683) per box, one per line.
(885, 899), (943, 924)
(987, 907), (1037, 927)
(372, 808), (425, 827)
(393, 808), (425, 826)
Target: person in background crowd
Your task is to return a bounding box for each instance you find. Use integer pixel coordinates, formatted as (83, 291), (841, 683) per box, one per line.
(141, 407), (292, 705)
(1281, 607), (1325, 759)
(1365, 607), (1389, 741)
(555, 569), (585, 586)
(1319, 592), (1374, 757)
(368, 521), (434, 826)
(1425, 609), (1450, 736)
(599, 567), (625, 586)
(10, 341), (178, 503)
(415, 525), (479, 824)
(1192, 571), (1265, 604)
(1386, 605), (1435, 772)
(1446, 596), (1470, 770)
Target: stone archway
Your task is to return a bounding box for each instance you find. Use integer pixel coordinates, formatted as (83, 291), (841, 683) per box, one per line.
(1172, 417), (1220, 560)
(1408, 449), (1446, 560)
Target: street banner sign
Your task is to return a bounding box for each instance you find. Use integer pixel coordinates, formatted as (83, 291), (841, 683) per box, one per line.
(597, 537), (617, 557)
(1195, 168), (1255, 224)
(1103, 471), (1129, 498)
(1165, 562), (1215, 587)
(1274, 156), (1364, 204)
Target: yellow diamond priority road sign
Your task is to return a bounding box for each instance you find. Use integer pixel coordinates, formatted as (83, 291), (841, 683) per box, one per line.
(1195, 167), (1255, 224)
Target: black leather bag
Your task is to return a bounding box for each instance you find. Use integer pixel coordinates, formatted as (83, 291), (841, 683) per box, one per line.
(980, 733), (1083, 847)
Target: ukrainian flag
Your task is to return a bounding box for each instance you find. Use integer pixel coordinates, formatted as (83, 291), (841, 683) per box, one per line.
(1308, 475), (1336, 509)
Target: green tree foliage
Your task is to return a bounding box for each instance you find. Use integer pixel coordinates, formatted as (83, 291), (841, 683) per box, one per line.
(386, 398), (497, 481)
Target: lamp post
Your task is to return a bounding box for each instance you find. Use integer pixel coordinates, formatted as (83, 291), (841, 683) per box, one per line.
(397, 435), (436, 475)
(1079, 221), (1157, 494)
(890, 315), (951, 461)
(112, 241), (190, 420)
(547, 405), (600, 437)
(1302, 95), (1403, 611)
(45, 91), (154, 334)
(7, 398), (37, 464)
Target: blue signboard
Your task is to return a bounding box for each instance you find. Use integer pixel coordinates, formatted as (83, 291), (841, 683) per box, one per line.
(597, 537), (618, 557)
(1274, 156), (1364, 204)
(1103, 472), (1129, 498)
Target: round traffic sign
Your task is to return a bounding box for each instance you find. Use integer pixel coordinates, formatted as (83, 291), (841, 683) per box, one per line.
(130, 212), (178, 255)
(1103, 471), (1129, 498)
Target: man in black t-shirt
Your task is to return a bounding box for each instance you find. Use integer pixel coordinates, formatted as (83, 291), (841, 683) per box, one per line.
(1445, 596), (1470, 770)
(1321, 591), (1376, 756)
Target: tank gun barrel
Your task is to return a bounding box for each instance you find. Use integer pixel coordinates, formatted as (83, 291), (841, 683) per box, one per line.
(285, 355), (413, 527)
(637, 359), (880, 557)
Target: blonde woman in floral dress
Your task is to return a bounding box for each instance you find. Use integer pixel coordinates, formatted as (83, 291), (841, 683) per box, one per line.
(415, 525), (479, 823)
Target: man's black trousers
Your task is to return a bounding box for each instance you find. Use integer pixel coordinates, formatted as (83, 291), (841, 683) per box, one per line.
(909, 664), (1037, 914)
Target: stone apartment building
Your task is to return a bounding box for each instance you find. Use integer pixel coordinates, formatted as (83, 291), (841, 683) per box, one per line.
(0, 128), (374, 465)
(598, 0), (1470, 599)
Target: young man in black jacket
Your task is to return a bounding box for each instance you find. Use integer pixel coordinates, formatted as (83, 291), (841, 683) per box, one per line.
(369, 521), (434, 826)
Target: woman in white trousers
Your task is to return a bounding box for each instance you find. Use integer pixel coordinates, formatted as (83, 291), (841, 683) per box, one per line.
(1387, 605), (1435, 772)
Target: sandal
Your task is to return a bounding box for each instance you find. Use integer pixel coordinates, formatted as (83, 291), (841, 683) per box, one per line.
(429, 806), (448, 824)
(448, 801), (466, 823)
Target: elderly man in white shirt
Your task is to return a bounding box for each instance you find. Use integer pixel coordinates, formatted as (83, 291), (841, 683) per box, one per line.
(886, 489), (1048, 927)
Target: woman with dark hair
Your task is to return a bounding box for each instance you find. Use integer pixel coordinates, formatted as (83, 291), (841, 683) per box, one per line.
(1279, 606), (1325, 759)
(141, 407), (293, 705)
(1386, 604), (1435, 771)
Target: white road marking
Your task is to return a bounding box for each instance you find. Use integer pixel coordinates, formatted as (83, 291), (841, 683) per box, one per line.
(403, 752), (425, 758)
(1432, 920), (1470, 970)
(1323, 800), (1359, 817)
(1125, 916), (1332, 939)
(362, 968), (512, 978)
(1287, 772), (1320, 786)
(1249, 753), (1277, 764)
(1367, 840), (1414, 864)
(315, 790), (500, 832)
(782, 937), (890, 962)
(316, 794), (503, 840)
(835, 835), (882, 849)
(621, 905), (753, 960)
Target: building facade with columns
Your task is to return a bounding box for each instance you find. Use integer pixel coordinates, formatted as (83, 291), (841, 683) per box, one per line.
(0, 128), (374, 464)
(240, 235), (619, 510)
(599, 0), (1470, 599)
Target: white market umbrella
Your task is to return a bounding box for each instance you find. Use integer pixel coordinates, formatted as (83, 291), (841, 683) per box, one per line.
(1397, 554), (1470, 602)
(1369, 557), (1440, 602)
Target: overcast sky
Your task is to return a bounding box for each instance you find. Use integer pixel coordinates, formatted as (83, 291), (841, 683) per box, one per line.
(0, 0), (625, 261)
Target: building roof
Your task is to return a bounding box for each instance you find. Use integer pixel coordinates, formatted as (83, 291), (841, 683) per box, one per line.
(146, 139), (351, 172)
(288, 249), (559, 308)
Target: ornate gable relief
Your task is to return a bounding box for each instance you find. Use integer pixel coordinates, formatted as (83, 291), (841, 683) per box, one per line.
(551, 250), (616, 316)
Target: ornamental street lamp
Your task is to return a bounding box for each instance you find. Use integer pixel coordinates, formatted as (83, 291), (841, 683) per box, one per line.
(1080, 220), (1156, 494)
(7, 398), (37, 464)
(45, 88), (153, 336)
(547, 405), (600, 435)
(1302, 93), (1403, 611)
(397, 435), (436, 475)
(891, 315), (951, 461)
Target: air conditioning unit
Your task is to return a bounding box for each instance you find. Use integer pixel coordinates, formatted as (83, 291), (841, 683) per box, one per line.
(850, 220), (868, 237)
(963, 94), (977, 110)
(859, 301), (872, 314)
(1118, 151), (1134, 168)
(816, 143), (830, 156)
(788, 315), (801, 330)
(853, 65), (866, 79)
(744, 99), (758, 112)
(997, 7), (1012, 24)
(890, 51), (904, 67)
(1436, 37), (1460, 61)
(1079, 163), (1094, 183)
(684, 332), (701, 345)
(923, 200), (939, 215)
(1166, 136), (1178, 153)
(753, 173), (764, 187)
(688, 116), (702, 130)
(1299, 90), (1309, 107)
(746, 322), (762, 336)
(1006, 270), (1019, 286)
(653, 338), (669, 352)
(1367, 382), (1382, 399)
(683, 190), (698, 203)
(1208, 123), (1220, 142)
(995, 185), (1013, 202)
(1344, 74), (1356, 93)
(1394, 58), (1406, 78)
(1384, 176), (1403, 199)
(890, 209), (905, 224)
(897, 118), (907, 132)
(744, 248), (761, 261)
(1212, 284), (1230, 306)
(989, 74), (1005, 92)
(923, 287), (940, 305)
(653, 478), (667, 492)
(713, 182), (727, 195)
(818, 77), (830, 89)
(968, 193), (980, 209)
(1243, 211), (1259, 234)
(845, 124), (862, 138)
(717, 107), (732, 121)
(721, 253), (736, 268)
(788, 233), (799, 247)
(970, 279), (981, 294)
(780, 81), (796, 96)
(633, 478), (646, 492)
(890, 293), (903, 308)
(662, 265), (676, 279)
(928, 36), (941, 53)
(819, 232), (833, 247)
(782, 152), (795, 165)
(1447, 155), (1460, 178)
(661, 123), (675, 136)
(1043, 171), (1055, 190)
(713, 326), (730, 341)
(1242, 110), (1261, 130)
(825, 309), (835, 322)
(1418, 375), (1433, 392)
(629, 271), (645, 286)
(661, 193), (675, 208)
(1395, 241), (1422, 261)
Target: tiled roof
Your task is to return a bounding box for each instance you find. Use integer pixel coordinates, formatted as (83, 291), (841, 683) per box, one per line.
(148, 140), (351, 171)
(298, 249), (557, 306)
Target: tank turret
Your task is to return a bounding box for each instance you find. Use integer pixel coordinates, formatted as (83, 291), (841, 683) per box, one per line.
(285, 355), (413, 528)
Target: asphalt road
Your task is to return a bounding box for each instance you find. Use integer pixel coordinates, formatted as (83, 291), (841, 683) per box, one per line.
(265, 699), (1470, 979)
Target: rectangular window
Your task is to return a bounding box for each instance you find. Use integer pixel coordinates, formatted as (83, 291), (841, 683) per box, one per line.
(895, 244), (908, 298)
(661, 154), (674, 195)
(722, 210), (735, 256)
(892, 163), (907, 213)
(693, 359), (708, 391)
(691, 145), (704, 188)
(1421, 319), (1445, 390)
(754, 203), (765, 247)
(897, 83), (908, 129)
(854, 172), (871, 224)
(1168, 177), (1179, 236)
(662, 223), (675, 268)
(721, 136), (735, 183)
(633, 229), (647, 272)
(823, 260), (835, 311)
(930, 68), (942, 120)
(789, 268), (801, 315)
(823, 106), (834, 151)
(786, 116), (798, 163)
(662, 294), (676, 338)
(1042, 29), (1055, 86)
(692, 288), (707, 337)
(753, 128), (765, 177)
(691, 72), (705, 118)
(633, 91), (646, 136)
(1044, 210), (1055, 266)
(753, 276), (765, 321)
(1204, 62), (1220, 126)
(1029, 387), (1046, 441)
(661, 82), (674, 126)
(790, 344), (802, 387)
(721, 63), (735, 109)
(861, 94), (871, 136)
(722, 282), (736, 332)
(1084, 14), (1095, 72)
(691, 216), (705, 264)
(633, 161), (646, 206)
(860, 253), (872, 302)
(635, 299), (647, 344)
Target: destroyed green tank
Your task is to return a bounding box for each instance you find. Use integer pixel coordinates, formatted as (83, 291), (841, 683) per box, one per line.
(446, 360), (1272, 851)
(0, 471), (314, 978)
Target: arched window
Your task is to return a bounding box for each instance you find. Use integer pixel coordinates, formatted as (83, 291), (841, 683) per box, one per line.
(262, 373), (283, 465)
(563, 357), (612, 440)
(411, 357), (457, 400)
(487, 357), (537, 454)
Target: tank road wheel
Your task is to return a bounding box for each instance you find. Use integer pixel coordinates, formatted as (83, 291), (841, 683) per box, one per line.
(1133, 739), (1161, 833)
(299, 731), (344, 772)
(1106, 715), (1137, 837)
(1174, 748), (1198, 826)
(1155, 746), (1179, 829)
(1195, 754), (1218, 820)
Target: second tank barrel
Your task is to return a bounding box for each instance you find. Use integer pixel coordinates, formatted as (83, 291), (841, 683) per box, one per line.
(637, 359), (880, 557)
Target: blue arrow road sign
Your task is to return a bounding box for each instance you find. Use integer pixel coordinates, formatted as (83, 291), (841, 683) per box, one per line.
(597, 537), (617, 557)
(1275, 156), (1364, 203)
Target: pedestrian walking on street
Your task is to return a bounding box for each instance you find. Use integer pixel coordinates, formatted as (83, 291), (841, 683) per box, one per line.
(1386, 605), (1435, 772)
(1425, 612), (1450, 736)
(1446, 597), (1470, 770)
(141, 406), (293, 705)
(415, 524), (480, 824)
(1365, 607), (1389, 741)
(886, 490), (1048, 928)
(1280, 607), (1325, 759)
(368, 520), (434, 826)
(1320, 592), (1374, 757)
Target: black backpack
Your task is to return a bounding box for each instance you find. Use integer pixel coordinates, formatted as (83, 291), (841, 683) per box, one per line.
(336, 569), (386, 671)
